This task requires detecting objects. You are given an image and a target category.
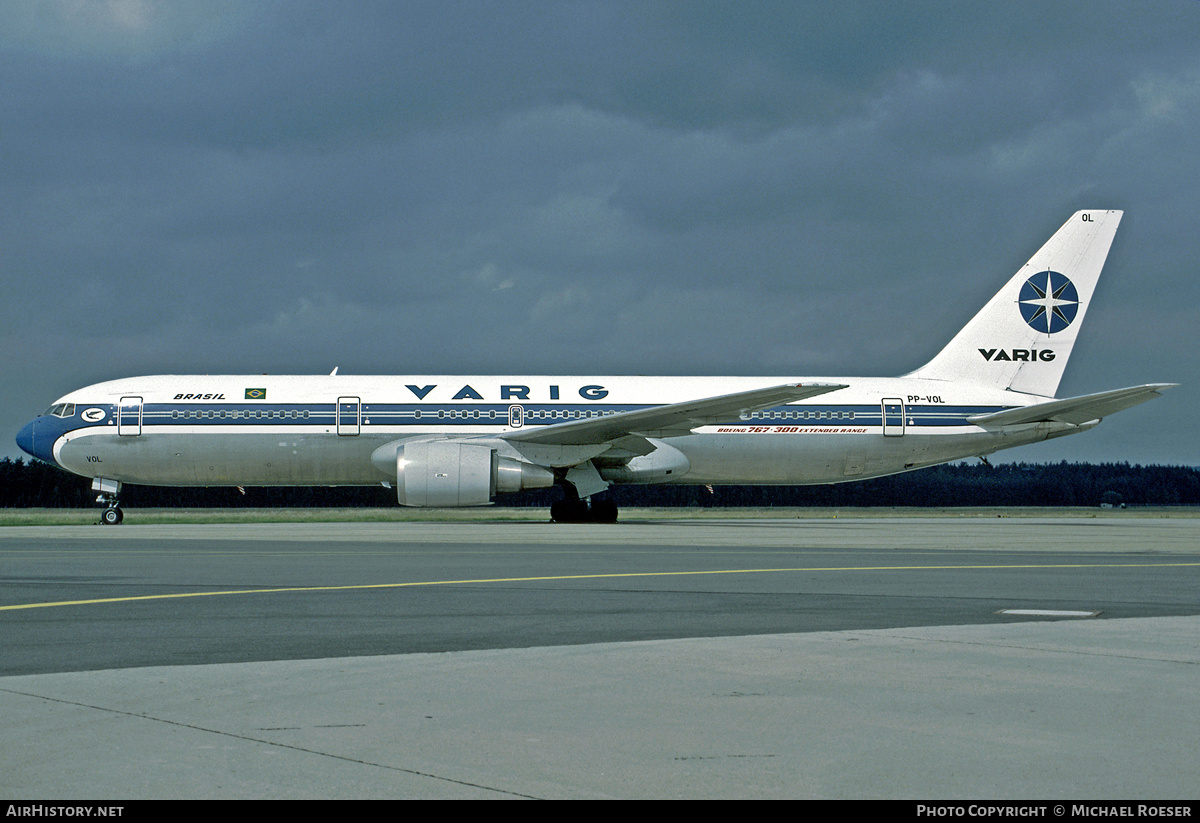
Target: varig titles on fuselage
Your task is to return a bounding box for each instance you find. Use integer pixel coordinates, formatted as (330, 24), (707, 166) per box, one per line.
(404, 384), (610, 401)
(171, 385), (611, 401)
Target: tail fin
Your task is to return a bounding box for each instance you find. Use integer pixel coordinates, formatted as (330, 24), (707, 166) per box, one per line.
(908, 210), (1122, 397)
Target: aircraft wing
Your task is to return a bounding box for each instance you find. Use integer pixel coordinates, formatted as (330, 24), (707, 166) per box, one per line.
(503, 382), (847, 447)
(967, 384), (1178, 427)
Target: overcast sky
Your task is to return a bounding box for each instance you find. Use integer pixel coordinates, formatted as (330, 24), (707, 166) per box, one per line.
(2, 0), (1196, 465)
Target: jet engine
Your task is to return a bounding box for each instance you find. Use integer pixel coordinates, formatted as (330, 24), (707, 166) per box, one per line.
(391, 440), (554, 507)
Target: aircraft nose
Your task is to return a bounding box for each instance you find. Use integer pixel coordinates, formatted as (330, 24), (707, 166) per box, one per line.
(16, 417), (56, 465)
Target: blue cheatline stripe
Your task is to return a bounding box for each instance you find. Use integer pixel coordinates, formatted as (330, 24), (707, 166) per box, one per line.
(58, 402), (1015, 433)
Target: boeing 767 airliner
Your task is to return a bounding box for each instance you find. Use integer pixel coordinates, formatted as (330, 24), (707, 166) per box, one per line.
(16, 210), (1174, 523)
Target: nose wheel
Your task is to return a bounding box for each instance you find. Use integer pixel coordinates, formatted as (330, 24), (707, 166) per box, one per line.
(101, 506), (124, 525)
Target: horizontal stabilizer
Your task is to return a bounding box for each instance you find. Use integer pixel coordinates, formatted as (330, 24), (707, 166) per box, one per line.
(504, 382), (847, 446)
(967, 384), (1177, 427)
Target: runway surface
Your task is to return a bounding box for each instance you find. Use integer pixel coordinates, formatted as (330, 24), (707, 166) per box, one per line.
(2, 516), (1198, 798)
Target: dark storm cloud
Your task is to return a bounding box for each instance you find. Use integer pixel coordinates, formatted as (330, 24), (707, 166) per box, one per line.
(2, 1), (1197, 463)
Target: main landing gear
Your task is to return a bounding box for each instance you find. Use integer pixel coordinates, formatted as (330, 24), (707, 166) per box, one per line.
(550, 498), (619, 523)
(93, 478), (124, 525)
(550, 491), (619, 524)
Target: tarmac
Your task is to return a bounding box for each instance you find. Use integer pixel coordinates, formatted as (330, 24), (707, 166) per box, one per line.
(2, 516), (1198, 799)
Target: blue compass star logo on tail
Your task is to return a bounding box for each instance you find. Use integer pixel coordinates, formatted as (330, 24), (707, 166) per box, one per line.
(1019, 270), (1079, 333)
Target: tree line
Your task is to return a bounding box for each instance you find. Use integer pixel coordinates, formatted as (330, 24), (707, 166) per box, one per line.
(3, 457), (1198, 509)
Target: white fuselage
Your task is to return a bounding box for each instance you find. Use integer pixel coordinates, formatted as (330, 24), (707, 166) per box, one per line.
(40, 373), (1072, 489)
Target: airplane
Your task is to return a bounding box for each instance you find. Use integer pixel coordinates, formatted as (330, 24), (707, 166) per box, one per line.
(16, 210), (1175, 524)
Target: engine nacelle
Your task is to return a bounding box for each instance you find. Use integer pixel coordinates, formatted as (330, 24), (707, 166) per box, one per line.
(393, 440), (553, 507)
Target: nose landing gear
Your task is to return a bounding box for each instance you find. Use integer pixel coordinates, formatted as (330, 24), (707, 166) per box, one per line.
(93, 478), (124, 525)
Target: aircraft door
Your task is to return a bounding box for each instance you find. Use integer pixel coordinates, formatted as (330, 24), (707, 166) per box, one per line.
(337, 396), (361, 436)
(118, 396), (142, 436)
(881, 398), (905, 437)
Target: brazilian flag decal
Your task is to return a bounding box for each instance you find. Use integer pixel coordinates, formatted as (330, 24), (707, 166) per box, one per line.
(244, 388), (266, 400)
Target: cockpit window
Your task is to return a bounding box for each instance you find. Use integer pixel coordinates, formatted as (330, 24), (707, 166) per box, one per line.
(43, 403), (76, 418)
